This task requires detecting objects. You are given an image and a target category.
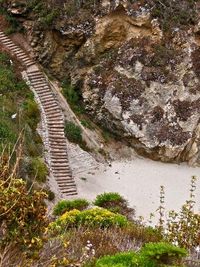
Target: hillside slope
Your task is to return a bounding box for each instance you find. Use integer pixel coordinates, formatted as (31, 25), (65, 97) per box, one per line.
(2, 0), (200, 165)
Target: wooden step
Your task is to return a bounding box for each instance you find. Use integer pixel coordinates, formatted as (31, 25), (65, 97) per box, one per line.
(40, 98), (57, 104)
(61, 189), (77, 194)
(36, 89), (52, 94)
(41, 100), (57, 106)
(54, 177), (73, 182)
(50, 155), (68, 159)
(57, 182), (76, 186)
(50, 151), (67, 155)
(31, 80), (47, 86)
(50, 150), (68, 155)
(51, 159), (69, 163)
(47, 121), (64, 125)
(52, 169), (71, 173)
(34, 86), (50, 91)
(54, 172), (72, 176)
(55, 177), (74, 181)
(43, 105), (60, 111)
(51, 162), (69, 166)
(58, 184), (76, 189)
(28, 74), (44, 79)
(56, 178), (73, 182)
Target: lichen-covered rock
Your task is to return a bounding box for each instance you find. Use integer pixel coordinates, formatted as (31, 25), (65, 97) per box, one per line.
(4, 0), (200, 164)
(82, 30), (200, 163)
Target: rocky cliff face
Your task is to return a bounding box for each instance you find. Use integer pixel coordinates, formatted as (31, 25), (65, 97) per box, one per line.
(4, 0), (200, 164)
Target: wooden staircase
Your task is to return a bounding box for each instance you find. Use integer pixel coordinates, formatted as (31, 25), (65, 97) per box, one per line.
(0, 30), (77, 197)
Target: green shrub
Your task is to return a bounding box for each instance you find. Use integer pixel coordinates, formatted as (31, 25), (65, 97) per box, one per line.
(64, 121), (82, 144)
(94, 192), (123, 206)
(95, 242), (187, 267)
(24, 99), (40, 130)
(62, 81), (85, 114)
(0, 52), (9, 64)
(28, 157), (48, 183)
(76, 208), (128, 228)
(40, 9), (59, 27)
(62, 82), (79, 105)
(0, 67), (15, 93)
(53, 199), (89, 216)
(95, 252), (155, 267)
(49, 208), (128, 232)
(45, 189), (55, 201)
(0, 121), (14, 141)
(94, 192), (135, 220)
(96, 252), (138, 267)
(140, 242), (187, 265)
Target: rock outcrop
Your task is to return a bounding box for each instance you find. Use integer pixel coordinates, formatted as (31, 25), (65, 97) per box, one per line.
(3, 0), (200, 164)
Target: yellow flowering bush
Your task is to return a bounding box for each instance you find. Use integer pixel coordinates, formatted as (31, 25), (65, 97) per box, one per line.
(49, 208), (128, 233)
(77, 208), (128, 227)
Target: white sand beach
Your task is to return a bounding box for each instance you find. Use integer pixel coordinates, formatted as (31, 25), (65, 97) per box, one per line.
(75, 157), (200, 224)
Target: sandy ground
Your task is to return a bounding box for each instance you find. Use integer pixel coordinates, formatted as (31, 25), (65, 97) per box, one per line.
(74, 156), (200, 224)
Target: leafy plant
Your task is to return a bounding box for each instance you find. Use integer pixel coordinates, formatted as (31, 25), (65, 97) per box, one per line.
(96, 251), (138, 267)
(28, 157), (48, 183)
(40, 9), (59, 27)
(49, 208), (128, 233)
(140, 242), (187, 265)
(94, 192), (135, 220)
(64, 121), (82, 144)
(62, 81), (85, 114)
(0, 121), (15, 141)
(45, 189), (55, 201)
(0, 155), (48, 252)
(95, 242), (187, 267)
(23, 99), (40, 130)
(53, 199), (90, 216)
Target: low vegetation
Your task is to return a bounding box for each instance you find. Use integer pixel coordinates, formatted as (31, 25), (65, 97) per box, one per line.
(158, 176), (200, 252)
(0, 52), (45, 183)
(94, 192), (135, 220)
(50, 208), (129, 232)
(62, 81), (85, 114)
(64, 120), (82, 144)
(0, 153), (47, 265)
(0, 153), (197, 266)
(96, 242), (187, 267)
(27, 157), (48, 183)
(53, 198), (90, 216)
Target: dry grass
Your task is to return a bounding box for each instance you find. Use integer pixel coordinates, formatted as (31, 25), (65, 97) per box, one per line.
(33, 224), (161, 266)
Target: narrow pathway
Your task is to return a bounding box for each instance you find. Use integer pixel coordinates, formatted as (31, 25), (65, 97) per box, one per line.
(0, 30), (77, 197)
